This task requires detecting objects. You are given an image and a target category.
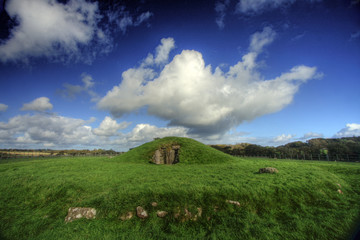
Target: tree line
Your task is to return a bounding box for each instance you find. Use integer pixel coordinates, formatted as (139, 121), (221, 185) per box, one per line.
(0, 148), (122, 158)
(210, 137), (360, 161)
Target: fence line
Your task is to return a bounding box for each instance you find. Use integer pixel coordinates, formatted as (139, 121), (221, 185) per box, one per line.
(234, 154), (360, 162)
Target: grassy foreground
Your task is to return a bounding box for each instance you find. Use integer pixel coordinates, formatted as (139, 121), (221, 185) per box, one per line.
(0, 137), (359, 240)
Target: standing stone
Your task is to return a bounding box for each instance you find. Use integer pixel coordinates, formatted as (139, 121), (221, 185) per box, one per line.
(151, 144), (180, 165)
(136, 206), (148, 219)
(153, 150), (163, 164)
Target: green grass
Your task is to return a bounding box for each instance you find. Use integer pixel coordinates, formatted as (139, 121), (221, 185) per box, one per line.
(120, 136), (232, 164)
(0, 137), (359, 239)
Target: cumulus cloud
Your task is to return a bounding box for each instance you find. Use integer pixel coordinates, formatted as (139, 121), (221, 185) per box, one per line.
(0, 0), (102, 63)
(0, 113), (96, 148)
(98, 27), (321, 137)
(0, 113), (188, 150)
(334, 123), (360, 137)
(0, 103), (8, 112)
(126, 124), (189, 142)
(60, 73), (99, 102)
(92, 116), (130, 136)
(21, 97), (53, 112)
(0, 0), (152, 64)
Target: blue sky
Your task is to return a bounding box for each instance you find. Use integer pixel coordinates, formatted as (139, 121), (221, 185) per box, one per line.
(0, 0), (359, 151)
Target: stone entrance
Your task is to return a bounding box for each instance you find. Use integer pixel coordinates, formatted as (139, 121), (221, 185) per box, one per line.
(151, 144), (180, 164)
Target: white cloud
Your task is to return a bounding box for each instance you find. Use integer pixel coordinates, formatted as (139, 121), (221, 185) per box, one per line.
(126, 124), (189, 142)
(301, 132), (323, 139)
(249, 26), (276, 52)
(215, 0), (230, 29)
(0, 0), (103, 63)
(0, 0), (152, 64)
(92, 116), (130, 136)
(21, 97), (53, 112)
(236, 0), (320, 14)
(60, 73), (99, 102)
(334, 123), (360, 137)
(273, 134), (296, 143)
(143, 37), (175, 66)
(0, 114), (95, 147)
(98, 28), (321, 138)
(0, 103), (8, 112)
(237, 0), (292, 14)
(0, 113), (188, 150)
(105, 5), (153, 34)
(135, 11), (153, 26)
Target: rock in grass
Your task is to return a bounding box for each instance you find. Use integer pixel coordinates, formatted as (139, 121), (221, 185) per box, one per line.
(120, 211), (133, 220)
(65, 207), (96, 223)
(259, 167), (279, 174)
(192, 207), (202, 221)
(136, 206), (148, 219)
(151, 202), (158, 207)
(226, 200), (241, 207)
(157, 211), (168, 218)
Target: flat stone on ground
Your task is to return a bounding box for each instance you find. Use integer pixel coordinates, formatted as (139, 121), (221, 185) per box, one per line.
(259, 167), (279, 174)
(65, 207), (96, 223)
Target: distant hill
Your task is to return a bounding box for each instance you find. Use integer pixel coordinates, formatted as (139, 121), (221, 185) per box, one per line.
(211, 137), (360, 161)
(118, 136), (233, 164)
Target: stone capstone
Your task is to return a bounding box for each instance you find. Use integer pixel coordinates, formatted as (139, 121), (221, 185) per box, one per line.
(151, 144), (180, 164)
(65, 207), (96, 223)
(259, 167), (279, 174)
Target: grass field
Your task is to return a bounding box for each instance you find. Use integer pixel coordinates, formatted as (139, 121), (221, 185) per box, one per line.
(0, 137), (359, 239)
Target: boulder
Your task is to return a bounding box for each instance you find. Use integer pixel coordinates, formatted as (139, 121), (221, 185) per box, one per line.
(259, 167), (279, 174)
(65, 207), (96, 223)
(136, 206), (148, 219)
(151, 144), (180, 164)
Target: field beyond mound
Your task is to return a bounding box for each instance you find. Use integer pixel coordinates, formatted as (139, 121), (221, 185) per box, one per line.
(0, 141), (360, 239)
(118, 137), (233, 164)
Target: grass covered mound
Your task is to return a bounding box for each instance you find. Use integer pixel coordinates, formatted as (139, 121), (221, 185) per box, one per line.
(0, 148), (359, 239)
(118, 136), (234, 164)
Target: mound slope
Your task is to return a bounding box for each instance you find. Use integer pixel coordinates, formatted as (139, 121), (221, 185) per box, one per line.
(118, 137), (234, 164)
